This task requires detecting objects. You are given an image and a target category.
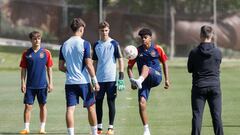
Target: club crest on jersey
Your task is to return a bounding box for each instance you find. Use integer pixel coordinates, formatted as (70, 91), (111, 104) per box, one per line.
(40, 52), (45, 58)
(150, 50), (156, 57)
(155, 70), (161, 75)
(28, 54), (32, 58)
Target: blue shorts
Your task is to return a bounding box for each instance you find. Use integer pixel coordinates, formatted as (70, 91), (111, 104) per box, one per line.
(96, 81), (117, 100)
(65, 84), (95, 108)
(24, 88), (47, 105)
(138, 68), (162, 101)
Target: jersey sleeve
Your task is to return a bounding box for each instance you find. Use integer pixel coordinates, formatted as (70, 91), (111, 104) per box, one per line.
(155, 45), (168, 63)
(45, 49), (53, 67)
(59, 45), (65, 61)
(111, 40), (123, 59)
(92, 42), (98, 60)
(84, 41), (91, 59)
(19, 50), (27, 68)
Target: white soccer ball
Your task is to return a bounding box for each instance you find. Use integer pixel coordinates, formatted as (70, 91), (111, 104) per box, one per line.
(124, 45), (138, 60)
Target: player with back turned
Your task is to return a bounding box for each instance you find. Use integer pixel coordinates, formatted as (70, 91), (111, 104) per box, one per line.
(59, 18), (100, 135)
(188, 25), (224, 135)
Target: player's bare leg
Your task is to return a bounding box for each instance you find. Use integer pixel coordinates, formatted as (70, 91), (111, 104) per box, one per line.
(140, 65), (150, 79)
(20, 104), (32, 134)
(24, 104), (32, 124)
(139, 97), (148, 125)
(66, 106), (75, 135)
(87, 104), (98, 135)
(139, 97), (151, 135)
(39, 104), (47, 124)
(39, 104), (47, 134)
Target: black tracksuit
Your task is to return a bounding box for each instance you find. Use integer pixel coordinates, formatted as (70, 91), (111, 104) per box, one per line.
(188, 42), (224, 135)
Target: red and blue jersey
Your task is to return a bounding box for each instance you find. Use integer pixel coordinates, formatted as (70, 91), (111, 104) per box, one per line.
(20, 47), (53, 89)
(128, 43), (168, 75)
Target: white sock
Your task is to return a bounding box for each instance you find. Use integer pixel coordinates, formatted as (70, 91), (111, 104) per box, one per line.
(108, 125), (114, 129)
(40, 122), (45, 130)
(144, 124), (149, 132)
(138, 76), (145, 83)
(67, 128), (74, 135)
(91, 125), (98, 135)
(132, 76), (144, 89)
(24, 123), (30, 130)
(97, 123), (103, 129)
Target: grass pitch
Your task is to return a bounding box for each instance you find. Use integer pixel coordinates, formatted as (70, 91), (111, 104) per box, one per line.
(0, 46), (240, 135)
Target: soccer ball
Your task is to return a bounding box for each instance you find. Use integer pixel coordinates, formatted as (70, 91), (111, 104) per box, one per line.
(124, 45), (138, 60)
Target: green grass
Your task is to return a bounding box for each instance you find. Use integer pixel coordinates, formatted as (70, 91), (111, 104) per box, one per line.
(0, 46), (240, 135)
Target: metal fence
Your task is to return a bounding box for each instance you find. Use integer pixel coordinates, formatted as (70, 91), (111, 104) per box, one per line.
(1, 0), (240, 57)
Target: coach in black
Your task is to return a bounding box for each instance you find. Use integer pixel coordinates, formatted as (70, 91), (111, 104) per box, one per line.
(187, 25), (224, 135)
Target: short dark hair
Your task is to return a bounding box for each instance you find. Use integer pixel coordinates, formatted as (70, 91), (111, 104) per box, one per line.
(70, 18), (86, 32)
(99, 21), (110, 29)
(200, 25), (214, 39)
(29, 31), (41, 39)
(138, 28), (152, 37)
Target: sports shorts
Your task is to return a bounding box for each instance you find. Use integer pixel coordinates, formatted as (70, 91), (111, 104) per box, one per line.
(138, 67), (162, 101)
(65, 84), (95, 108)
(24, 88), (47, 105)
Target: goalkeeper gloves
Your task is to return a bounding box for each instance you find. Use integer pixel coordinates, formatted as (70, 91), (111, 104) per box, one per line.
(116, 72), (125, 91)
(91, 76), (98, 91)
(117, 79), (125, 91)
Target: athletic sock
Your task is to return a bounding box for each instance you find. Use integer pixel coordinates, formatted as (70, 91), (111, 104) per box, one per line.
(144, 124), (149, 132)
(132, 77), (143, 89)
(91, 125), (98, 135)
(108, 125), (114, 129)
(40, 122), (45, 130)
(97, 123), (103, 129)
(97, 123), (103, 131)
(67, 128), (74, 135)
(24, 123), (30, 131)
(144, 124), (150, 135)
(138, 76), (145, 83)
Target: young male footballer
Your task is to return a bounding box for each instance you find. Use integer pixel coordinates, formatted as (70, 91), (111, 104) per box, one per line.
(59, 18), (100, 135)
(19, 31), (53, 134)
(92, 21), (125, 135)
(127, 28), (170, 135)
